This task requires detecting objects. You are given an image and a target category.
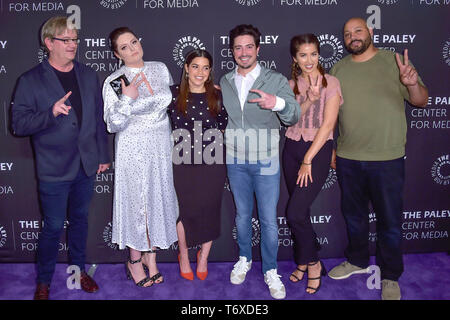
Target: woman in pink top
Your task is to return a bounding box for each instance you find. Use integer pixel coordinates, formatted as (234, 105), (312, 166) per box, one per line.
(282, 34), (342, 294)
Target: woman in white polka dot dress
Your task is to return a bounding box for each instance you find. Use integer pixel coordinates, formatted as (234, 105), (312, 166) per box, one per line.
(168, 49), (228, 281)
(103, 27), (178, 287)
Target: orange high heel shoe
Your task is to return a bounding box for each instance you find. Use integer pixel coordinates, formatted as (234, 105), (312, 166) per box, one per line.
(196, 250), (208, 281)
(178, 253), (194, 281)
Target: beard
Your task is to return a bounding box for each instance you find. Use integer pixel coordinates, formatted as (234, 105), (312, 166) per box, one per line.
(345, 36), (372, 55)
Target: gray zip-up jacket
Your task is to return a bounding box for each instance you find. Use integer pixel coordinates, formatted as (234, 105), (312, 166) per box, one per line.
(220, 65), (300, 161)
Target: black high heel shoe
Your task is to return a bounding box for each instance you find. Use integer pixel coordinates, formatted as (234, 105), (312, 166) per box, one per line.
(142, 249), (164, 284)
(289, 266), (307, 283)
(125, 257), (153, 287)
(306, 261), (327, 294)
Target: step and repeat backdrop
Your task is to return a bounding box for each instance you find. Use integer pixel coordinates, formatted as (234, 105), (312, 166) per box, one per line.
(0, 0), (449, 263)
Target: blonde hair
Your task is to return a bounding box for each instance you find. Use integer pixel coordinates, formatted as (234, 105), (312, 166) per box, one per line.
(40, 16), (78, 52)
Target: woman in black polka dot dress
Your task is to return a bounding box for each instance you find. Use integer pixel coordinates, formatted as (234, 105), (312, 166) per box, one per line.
(168, 49), (227, 281)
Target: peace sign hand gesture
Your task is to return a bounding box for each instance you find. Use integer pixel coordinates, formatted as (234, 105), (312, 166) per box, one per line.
(52, 91), (72, 117)
(121, 72), (154, 99)
(306, 74), (321, 102)
(395, 49), (418, 87)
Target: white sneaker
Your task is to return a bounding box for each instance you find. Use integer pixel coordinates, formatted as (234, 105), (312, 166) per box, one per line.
(264, 269), (286, 299)
(230, 256), (252, 285)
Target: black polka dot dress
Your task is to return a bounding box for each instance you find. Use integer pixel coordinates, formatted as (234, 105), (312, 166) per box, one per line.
(168, 85), (228, 247)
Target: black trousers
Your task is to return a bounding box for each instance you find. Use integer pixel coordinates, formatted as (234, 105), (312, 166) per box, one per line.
(282, 138), (333, 265)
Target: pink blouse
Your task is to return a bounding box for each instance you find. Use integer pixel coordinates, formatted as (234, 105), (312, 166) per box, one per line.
(285, 74), (343, 142)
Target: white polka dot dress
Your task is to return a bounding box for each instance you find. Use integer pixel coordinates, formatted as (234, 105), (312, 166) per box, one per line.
(103, 62), (178, 251)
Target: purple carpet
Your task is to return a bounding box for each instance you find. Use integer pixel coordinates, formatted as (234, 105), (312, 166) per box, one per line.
(0, 252), (448, 300)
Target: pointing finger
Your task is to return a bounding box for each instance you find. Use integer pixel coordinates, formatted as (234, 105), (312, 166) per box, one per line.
(60, 91), (72, 103)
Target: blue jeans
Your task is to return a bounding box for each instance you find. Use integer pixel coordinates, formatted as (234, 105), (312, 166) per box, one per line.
(336, 156), (405, 281)
(37, 166), (95, 284)
(227, 155), (280, 274)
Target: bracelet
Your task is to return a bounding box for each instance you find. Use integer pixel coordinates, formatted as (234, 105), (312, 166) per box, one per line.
(302, 162), (312, 165)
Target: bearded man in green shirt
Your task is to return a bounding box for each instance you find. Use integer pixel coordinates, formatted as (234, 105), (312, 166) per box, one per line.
(328, 17), (428, 300)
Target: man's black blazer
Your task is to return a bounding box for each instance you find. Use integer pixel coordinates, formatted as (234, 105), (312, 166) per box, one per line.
(12, 59), (110, 182)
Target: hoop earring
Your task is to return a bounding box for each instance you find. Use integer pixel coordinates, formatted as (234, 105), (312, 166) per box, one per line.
(118, 59), (123, 67)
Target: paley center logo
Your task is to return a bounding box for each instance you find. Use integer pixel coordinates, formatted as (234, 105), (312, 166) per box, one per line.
(431, 154), (450, 186)
(99, 0), (128, 9)
(37, 47), (49, 63)
(443, 38), (450, 67)
(234, 0), (262, 6)
(103, 222), (118, 250)
(377, 0), (398, 4)
(317, 34), (343, 70)
(0, 225), (7, 248)
(173, 36), (206, 68)
(232, 218), (261, 247)
(322, 168), (337, 190)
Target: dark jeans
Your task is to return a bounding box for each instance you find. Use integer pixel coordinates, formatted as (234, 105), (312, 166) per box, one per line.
(336, 156), (405, 281)
(36, 166), (95, 284)
(282, 138), (333, 265)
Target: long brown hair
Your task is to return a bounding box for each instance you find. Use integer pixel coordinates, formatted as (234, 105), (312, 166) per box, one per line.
(177, 49), (220, 116)
(290, 34), (328, 96)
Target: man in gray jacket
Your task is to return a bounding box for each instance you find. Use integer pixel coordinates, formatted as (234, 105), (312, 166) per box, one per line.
(220, 24), (299, 299)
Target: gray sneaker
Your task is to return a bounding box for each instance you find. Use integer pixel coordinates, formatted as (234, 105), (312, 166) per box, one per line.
(328, 261), (370, 280)
(381, 280), (401, 300)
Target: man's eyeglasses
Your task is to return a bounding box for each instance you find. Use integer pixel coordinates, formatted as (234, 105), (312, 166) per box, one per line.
(52, 37), (80, 45)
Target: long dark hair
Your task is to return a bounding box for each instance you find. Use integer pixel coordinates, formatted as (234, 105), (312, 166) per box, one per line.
(290, 34), (328, 96)
(177, 49), (220, 116)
